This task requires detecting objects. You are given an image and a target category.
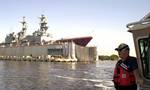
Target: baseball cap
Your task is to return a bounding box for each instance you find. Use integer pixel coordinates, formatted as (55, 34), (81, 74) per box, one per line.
(115, 43), (129, 51)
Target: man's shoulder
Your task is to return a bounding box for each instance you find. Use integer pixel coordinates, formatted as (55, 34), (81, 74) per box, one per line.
(127, 56), (138, 69)
(122, 56), (137, 66)
(127, 56), (137, 63)
(128, 56), (137, 60)
(117, 59), (122, 64)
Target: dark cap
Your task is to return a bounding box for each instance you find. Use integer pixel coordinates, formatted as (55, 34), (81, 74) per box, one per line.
(115, 43), (129, 51)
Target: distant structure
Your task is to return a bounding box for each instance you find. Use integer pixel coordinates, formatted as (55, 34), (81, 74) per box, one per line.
(0, 15), (97, 62)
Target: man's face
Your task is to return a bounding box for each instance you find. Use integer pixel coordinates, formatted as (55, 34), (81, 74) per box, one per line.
(118, 48), (129, 59)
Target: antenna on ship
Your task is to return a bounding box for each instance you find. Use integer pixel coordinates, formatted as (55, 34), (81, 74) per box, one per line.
(21, 16), (27, 33)
(39, 14), (48, 35)
(32, 14), (49, 36)
(17, 16), (27, 43)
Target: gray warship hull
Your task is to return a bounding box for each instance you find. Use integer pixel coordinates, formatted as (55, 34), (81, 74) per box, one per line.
(0, 42), (97, 62)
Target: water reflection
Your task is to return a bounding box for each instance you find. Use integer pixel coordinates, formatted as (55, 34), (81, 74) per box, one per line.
(0, 60), (116, 90)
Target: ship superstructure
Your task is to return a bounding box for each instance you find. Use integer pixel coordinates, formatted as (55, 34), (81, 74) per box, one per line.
(24, 14), (51, 46)
(0, 15), (97, 62)
(5, 16), (27, 45)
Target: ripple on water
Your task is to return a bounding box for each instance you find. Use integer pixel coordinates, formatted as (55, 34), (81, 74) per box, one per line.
(0, 60), (116, 90)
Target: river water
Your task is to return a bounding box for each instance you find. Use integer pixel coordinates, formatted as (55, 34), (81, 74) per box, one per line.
(0, 60), (116, 90)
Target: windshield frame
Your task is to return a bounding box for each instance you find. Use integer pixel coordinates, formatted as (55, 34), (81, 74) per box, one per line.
(138, 35), (150, 79)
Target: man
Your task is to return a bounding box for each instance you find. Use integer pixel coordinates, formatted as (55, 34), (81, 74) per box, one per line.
(113, 43), (143, 90)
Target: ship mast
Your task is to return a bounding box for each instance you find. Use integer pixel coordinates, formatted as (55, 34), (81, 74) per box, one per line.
(17, 16), (27, 42)
(39, 14), (48, 34)
(33, 14), (49, 36)
(21, 16), (27, 34)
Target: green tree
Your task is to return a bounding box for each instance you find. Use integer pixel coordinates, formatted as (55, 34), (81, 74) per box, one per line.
(99, 55), (110, 60)
(98, 54), (119, 60)
(110, 54), (119, 60)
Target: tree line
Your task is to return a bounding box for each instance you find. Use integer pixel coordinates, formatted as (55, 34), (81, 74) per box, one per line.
(98, 54), (119, 60)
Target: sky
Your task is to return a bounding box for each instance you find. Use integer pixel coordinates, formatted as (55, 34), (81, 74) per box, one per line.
(0, 0), (150, 56)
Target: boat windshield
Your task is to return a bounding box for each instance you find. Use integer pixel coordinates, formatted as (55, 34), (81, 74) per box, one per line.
(139, 36), (150, 79)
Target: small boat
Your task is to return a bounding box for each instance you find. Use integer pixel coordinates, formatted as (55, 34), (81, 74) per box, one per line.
(127, 12), (150, 90)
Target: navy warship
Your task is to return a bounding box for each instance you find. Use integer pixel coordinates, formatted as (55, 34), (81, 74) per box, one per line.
(0, 15), (97, 62)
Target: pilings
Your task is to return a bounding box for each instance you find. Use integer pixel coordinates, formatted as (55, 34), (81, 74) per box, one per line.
(0, 55), (78, 62)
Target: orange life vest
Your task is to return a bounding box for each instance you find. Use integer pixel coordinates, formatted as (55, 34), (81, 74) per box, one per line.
(113, 60), (136, 86)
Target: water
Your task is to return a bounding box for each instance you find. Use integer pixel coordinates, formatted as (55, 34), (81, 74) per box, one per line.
(0, 60), (116, 90)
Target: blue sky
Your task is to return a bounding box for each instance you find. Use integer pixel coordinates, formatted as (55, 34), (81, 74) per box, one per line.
(0, 0), (150, 56)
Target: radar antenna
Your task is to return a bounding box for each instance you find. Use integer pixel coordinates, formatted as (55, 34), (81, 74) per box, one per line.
(17, 16), (27, 42)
